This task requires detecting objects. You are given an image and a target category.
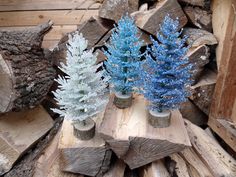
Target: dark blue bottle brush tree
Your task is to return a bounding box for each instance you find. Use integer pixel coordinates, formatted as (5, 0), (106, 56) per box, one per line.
(140, 15), (192, 128)
(104, 14), (143, 109)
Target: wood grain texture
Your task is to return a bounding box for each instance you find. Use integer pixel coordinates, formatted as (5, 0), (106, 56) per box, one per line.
(0, 105), (54, 175)
(178, 0), (210, 8)
(187, 45), (210, 84)
(182, 28), (217, 47)
(139, 160), (170, 177)
(212, 0), (234, 67)
(132, 0), (187, 35)
(58, 114), (111, 176)
(190, 69), (217, 115)
(33, 129), (83, 177)
(0, 0), (101, 11)
(0, 10), (98, 27)
(98, 94), (191, 169)
(209, 0), (236, 152)
(169, 153), (190, 177)
(185, 119), (236, 177)
(103, 159), (126, 177)
(180, 148), (214, 177)
(183, 6), (212, 32)
(208, 118), (236, 152)
(99, 0), (139, 22)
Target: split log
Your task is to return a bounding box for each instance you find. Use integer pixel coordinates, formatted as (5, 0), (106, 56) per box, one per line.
(184, 120), (236, 177)
(187, 45), (210, 84)
(179, 99), (208, 126)
(77, 16), (111, 49)
(98, 94), (191, 169)
(180, 148), (214, 177)
(95, 49), (107, 64)
(182, 28), (217, 47)
(33, 129), (84, 177)
(190, 69), (217, 115)
(139, 160), (170, 177)
(103, 159), (126, 177)
(209, 0), (236, 152)
(132, 0), (187, 36)
(178, 0), (211, 9)
(169, 154), (190, 177)
(183, 6), (212, 32)
(51, 16), (111, 66)
(99, 0), (139, 22)
(0, 21), (55, 113)
(58, 115), (112, 176)
(0, 105), (54, 175)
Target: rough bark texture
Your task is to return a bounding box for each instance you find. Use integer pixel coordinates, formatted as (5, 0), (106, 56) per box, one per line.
(0, 21), (55, 113)
(99, 0), (139, 22)
(132, 0), (187, 36)
(184, 6), (212, 32)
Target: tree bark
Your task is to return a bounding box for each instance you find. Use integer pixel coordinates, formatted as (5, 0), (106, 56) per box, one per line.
(0, 21), (55, 113)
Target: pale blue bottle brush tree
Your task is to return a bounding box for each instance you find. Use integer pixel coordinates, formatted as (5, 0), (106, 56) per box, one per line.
(139, 15), (192, 116)
(52, 32), (109, 126)
(104, 14), (143, 108)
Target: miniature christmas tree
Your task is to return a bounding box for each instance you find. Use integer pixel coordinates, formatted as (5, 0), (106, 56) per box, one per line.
(53, 32), (108, 139)
(140, 15), (192, 128)
(104, 14), (143, 108)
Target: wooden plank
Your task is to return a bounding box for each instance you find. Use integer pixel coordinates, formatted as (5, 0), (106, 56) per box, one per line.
(33, 129), (83, 177)
(185, 119), (236, 177)
(98, 94), (191, 169)
(210, 0), (236, 123)
(0, 105), (54, 175)
(0, 0), (101, 11)
(209, 0), (236, 151)
(0, 25), (78, 40)
(212, 0), (234, 67)
(208, 118), (236, 152)
(0, 10), (98, 27)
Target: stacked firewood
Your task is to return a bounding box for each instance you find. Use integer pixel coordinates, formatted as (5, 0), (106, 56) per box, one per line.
(1, 0), (236, 177)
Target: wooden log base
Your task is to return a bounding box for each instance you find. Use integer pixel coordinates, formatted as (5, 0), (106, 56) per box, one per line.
(114, 92), (132, 109)
(148, 109), (171, 128)
(98, 94), (191, 169)
(59, 115), (112, 176)
(73, 119), (95, 141)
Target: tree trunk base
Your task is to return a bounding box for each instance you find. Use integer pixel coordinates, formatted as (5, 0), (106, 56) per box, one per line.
(148, 109), (171, 128)
(114, 92), (132, 109)
(73, 119), (95, 141)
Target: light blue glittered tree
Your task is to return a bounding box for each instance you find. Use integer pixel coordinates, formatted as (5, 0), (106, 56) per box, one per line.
(104, 15), (143, 95)
(52, 32), (109, 123)
(140, 15), (192, 112)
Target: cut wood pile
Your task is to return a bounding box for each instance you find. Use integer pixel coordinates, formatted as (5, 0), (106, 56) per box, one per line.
(0, 0), (236, 177)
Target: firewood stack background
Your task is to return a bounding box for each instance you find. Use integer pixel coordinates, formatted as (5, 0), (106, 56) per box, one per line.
(0, 0), (236, 177)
